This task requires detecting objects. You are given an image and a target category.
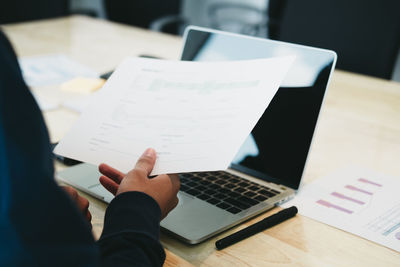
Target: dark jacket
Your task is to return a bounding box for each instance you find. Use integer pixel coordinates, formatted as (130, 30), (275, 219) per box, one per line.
(0, 30), (165, 267)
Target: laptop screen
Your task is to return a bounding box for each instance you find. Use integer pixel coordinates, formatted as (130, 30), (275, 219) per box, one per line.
(181, 27), (336, 189)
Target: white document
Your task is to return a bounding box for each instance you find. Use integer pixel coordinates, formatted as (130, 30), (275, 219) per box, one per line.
(55, 56), (294, 175)
(19, 54), (99, 87)
(282, 166), (400, 252)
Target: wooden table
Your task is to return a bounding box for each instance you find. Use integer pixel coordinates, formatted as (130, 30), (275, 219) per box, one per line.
(2, 16), (400, 266)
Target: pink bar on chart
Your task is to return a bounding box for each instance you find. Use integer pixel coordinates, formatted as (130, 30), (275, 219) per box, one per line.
(331, 192), (365, 205)
(316, 199), (353, 214)
(345, 185), (373, 195)
(358, 178), (382, 187)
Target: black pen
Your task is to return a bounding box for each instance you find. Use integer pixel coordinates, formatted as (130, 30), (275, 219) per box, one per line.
(215, 206), (298, 250)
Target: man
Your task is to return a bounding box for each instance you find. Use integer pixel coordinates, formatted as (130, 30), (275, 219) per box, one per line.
(0, 30), (180, 266)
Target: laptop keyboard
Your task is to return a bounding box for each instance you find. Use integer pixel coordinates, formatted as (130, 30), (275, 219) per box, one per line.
(179, 171), (282, 214)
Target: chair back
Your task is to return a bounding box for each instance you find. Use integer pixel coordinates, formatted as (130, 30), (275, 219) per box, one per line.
(0, 0), (69, 24)
(104, 0), (181, 34)
(268, 0), (400, 79)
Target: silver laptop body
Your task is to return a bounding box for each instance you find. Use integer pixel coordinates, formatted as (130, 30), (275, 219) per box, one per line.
(57, 26), (337, 244)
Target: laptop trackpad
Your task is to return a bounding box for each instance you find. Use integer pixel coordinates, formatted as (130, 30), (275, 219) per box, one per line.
(161, 192), (236, 243)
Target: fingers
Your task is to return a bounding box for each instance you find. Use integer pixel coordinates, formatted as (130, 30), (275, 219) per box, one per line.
(77, 195), (89, 211)
(99, 163), (125, 184)
(61, 186), (92, 225)
(62, 185), (78, 198)
(134, 148), (156, 176)
(86, 210), (92, 224)
(99, 175), (119, 195)
(76, 195), (92, 225)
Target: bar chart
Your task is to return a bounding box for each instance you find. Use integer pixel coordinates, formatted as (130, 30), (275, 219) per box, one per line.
(282, 166), (400, 252)
(315, 177), (382, 214)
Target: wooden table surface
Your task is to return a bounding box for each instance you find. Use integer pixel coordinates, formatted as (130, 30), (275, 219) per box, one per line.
(2, 16), (400, 267)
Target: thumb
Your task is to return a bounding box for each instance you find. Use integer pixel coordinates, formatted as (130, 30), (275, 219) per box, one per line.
(135, 148), (156, 175)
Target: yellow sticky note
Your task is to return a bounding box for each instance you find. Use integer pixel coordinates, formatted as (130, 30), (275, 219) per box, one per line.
(60, 77), (106, 94)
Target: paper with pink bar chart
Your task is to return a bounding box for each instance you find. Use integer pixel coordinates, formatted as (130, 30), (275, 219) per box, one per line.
(282, 166), (400, 252)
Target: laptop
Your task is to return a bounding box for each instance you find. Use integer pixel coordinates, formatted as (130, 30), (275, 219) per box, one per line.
(56, 26), (337, 244)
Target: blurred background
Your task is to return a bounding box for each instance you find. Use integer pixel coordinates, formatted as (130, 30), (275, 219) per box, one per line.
(1, 0), (399, 81)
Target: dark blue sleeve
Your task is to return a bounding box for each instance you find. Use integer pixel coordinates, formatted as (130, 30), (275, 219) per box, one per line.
(0, 31), (166, 267)
(98, 192), (166, 267)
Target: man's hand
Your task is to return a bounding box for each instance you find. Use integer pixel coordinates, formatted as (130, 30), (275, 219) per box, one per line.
(62, 186), (92, 226)
(99, 148), (180, 220)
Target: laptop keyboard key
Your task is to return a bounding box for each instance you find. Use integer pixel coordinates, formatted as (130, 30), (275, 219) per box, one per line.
(199, 180), (212, 186)
(259, 190), (276, 197)
(219, 188), (230, 194)
(224, 183), (236, 189)
(180, 177), (189, 183)
(195, 185), (207, 191)
(244, 191), (257, 198)
(254, 195), (268, 201)
(237, 181), (249, 187)
(227, 207), (242, 214)
(206, 198), (220, 205)
(228, 178), (240, 183)
(265, 191), (277, 197)
(208, 184), (220, 190)
(217, 202), (231, 210)
(186, 181), (198, 187)
(247, 185), (260, 191)
(214, 193), (228, 200)
(204, 189), (217, 195)
(227, 191), (241, 198)
(207, 176), (217, 181)
(233, 187), (246, 193)
(224, 198), (251, 210)
(215, 179), (227, 185)
(186, 189), (201, 196)
(237, 196), (259, 206)
(197, 194), (210, 200)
